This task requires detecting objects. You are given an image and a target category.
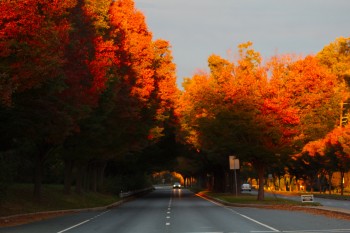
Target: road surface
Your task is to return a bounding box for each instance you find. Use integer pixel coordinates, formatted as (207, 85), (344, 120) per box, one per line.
(2, 187), (350, 233)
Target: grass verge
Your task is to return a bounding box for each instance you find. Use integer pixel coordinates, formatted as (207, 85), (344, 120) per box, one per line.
(0, 184), (120, 218)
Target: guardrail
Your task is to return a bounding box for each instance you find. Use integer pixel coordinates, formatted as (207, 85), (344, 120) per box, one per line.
(119, 187), (155, 198)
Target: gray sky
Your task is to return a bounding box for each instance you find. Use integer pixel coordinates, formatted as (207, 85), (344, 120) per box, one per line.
(134, 0), (350, 88)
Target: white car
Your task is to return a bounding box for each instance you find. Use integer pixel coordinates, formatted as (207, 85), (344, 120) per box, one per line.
(173, 182), (181, 189)
(241, 183), (252, 191)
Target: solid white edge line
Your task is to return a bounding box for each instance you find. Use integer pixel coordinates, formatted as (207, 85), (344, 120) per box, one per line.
(56, 210), (110, 233)
(196, 194), (279, 232)
(281, 230), (350, 233)
(57, 220), (90, 233)
(229, 210), (279, 232)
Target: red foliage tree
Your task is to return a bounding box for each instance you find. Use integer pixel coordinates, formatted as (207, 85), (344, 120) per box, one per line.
(0, 0), (74, 105)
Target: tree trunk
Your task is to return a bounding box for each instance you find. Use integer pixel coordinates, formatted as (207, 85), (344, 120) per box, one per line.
(278, 176), (281, 191)
(207, 173), (214, 191)
(75, 165), (84, 194)
(33, 154), (44, 201)
(340, 171), (345, 196)
(97, 162), (107, 192)
(213, 169), (226, 192)
(256, 164), (265, 201)
(64, 159), (74, 194)
(91, 166), (97, 192)
(33, 144), (49, 202)
(328, 171), (333, 195)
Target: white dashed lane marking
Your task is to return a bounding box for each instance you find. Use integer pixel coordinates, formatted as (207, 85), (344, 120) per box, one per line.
(166, 196), (173, 227)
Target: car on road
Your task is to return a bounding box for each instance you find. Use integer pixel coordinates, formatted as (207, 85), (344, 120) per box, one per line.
(173, 182), (181, 189)
(241, 183), (251, 191)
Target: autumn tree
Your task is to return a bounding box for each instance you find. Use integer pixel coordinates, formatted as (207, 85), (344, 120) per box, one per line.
(299, 124), (350, 195)
(177, 42), (297, 198)
(0, 0), (74, 106)
(60, 0), (179, 194)
(177, 41), (343, 200)
(317, 37), (350, 85)
(0, 0), (81, 200)
(317, 37), (350, 126)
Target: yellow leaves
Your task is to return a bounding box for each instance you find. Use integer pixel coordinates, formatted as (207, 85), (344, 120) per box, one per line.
(148, 126), (164, 141)
(84, 0), (112, 34)
(237, 41), (262, 69)
(317, 37), (350, 81)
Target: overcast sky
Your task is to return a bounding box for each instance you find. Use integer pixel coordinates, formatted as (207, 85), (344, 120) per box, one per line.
(134, 0), (350, 88)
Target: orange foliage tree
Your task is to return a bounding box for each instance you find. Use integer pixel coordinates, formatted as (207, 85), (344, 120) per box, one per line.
(177, 43), (300, 199)
(300, 124), (350, 195)
(177, 42), (342, 200)
(290, 38), (350, 194)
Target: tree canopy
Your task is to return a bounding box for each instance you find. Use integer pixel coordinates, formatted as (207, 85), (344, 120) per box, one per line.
(0, 0), (349, 201)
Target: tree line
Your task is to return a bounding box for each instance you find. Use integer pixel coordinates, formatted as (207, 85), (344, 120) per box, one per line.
(176, 38), (350, 200)
(0, 0), (179, 201)
(1, 0), (350, 202)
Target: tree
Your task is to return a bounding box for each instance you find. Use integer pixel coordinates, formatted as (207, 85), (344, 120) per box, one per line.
(0, 0), (74, 106)
(177, 43), (298, 198)
(60, 1), (179, 194)
(317, 37), (350, 85)
(317, 37), (350, 126)
(324, 126), (350, 195)
(109, 0), (155, 102)
(177, 42), (342, 200)
(0, 0), (78, 200)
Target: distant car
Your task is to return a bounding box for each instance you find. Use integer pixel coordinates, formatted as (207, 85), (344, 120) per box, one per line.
(241, 183), (251, 191)
(173, 182), (181, 189)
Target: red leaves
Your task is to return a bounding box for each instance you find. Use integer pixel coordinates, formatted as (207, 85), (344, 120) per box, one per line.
(0, 0), (74, 105)
(88, 37), (118, 94)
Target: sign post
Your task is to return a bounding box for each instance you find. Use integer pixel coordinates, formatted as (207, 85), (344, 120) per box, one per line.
(229, 156), (240, 196)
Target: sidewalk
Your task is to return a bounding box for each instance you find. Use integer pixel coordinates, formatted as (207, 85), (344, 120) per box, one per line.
(308, 205), (350, 215)
(197, 192), (350, 220)
(264, 190), (350, 216)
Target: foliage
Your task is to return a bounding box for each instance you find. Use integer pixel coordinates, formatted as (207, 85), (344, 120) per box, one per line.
(0, 0), (348, 205)
(0, 184), (120, 217)
(317, 37), (350, 85)
(176, 42), (342, 199)
(0, 0), (178, 200)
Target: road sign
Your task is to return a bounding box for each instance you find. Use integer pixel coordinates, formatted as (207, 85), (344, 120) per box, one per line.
(229, 156), (239, 170)
(301, 194), (314, 203)
(229, 156), (240, 196)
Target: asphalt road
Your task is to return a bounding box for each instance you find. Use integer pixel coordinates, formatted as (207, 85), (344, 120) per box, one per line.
(2, 187), (350, 233)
